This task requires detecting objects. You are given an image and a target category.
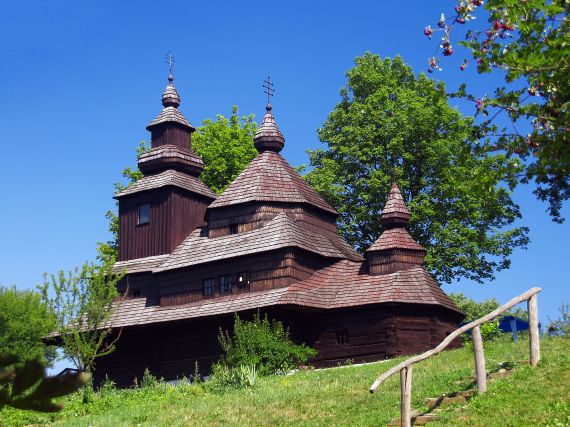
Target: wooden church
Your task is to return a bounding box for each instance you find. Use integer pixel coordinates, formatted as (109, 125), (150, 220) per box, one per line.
(98, 70), (464, 386)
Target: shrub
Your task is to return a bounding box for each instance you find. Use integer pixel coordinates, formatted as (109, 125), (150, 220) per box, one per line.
(217, 312), (317, 376)
(208, 364), (257, 391)
(450, 293), (503, 341)
(548, 302), (570, 336)
(0, 285), (57, 366)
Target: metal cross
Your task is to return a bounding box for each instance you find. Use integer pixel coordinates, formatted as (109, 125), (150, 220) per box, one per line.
(263, 76), (275, 104)
(165, 51), (175, 75)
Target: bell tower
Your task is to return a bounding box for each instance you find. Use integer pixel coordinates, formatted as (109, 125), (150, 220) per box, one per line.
(114, 57), (216, 261)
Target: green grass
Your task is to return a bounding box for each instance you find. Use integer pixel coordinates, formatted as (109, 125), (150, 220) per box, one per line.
(1, 337), (568, 426)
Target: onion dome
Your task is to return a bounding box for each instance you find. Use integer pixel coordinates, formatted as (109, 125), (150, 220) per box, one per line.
(161, 74), (181, 108)
(254, 104), (285, 153)
(366, 184), (425, 275)
(146, 72), (195, 134)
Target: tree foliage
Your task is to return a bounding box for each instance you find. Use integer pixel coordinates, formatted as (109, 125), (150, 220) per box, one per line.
(39, 263), (125, 373)
(192, 105), (258, 194)
(303, 53), (529, 283)
(424, 0), (570, 222)
(0, 286), (57, 366)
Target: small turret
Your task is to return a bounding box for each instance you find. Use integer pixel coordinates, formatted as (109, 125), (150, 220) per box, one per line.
(366, 184), (425, 275)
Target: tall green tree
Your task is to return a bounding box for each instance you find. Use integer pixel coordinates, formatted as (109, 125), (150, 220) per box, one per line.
(424, 0), (569, 222)
(0, 286), (57, 366)
(192, 105), (258, 194)
(303, 54), (529, 284)
(96, 106), (257, 263)
(39, 263), (125, 373)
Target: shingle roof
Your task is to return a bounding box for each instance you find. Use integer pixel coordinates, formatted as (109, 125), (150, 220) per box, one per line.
(254, 104), (285, 153)
(154, 213), (362, 272)
(106, 262), (461, 329)
(147, 106), (194, 129)
(112, 254), (170, 274)
(381, 183), (410, 225)
(114, 169), (217, 199)
(283, 261), (457, 312)
(366, 228), (424, 252)
(208, 151), (337, 215)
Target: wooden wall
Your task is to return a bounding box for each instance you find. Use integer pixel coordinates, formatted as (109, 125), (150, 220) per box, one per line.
(118, 187), (210, 261)
(93, 304), (462, 388)
(150, 123), (192, 149)
(157, 249), (329, 305)
(206, 202), (338, 238)
(367, 249), (425, 275)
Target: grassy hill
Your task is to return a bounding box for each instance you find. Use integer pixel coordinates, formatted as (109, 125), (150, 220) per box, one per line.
(1, 337), (568, 426)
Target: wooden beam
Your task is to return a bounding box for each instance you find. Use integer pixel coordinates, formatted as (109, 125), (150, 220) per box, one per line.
(400, 366), (412, 427)
(472, 325), (487, 394)
(528, 294), (540, 367)
(370, 287), (542, 392)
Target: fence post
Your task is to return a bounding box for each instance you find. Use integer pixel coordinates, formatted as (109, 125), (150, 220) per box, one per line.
(528, 294), (540, 366)
(472, 325), (487, 393)
(400, 365), (413, 427)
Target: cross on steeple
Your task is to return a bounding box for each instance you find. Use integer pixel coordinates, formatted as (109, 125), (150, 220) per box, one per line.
(263, 76), (275, 105)
(165, 51), (175, 76)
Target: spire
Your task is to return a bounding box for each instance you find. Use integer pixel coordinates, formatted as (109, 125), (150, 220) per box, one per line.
(380, 183), (411, 229)
(146, 52), (195, 133)
(365, 184), (424, 275)
(254, 77), (285, 153)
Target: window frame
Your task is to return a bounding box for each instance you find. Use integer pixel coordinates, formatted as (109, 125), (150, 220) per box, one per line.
(137, 203), (151, 226)
(202, 278), (215, 297)
(219, 275), (234, 295)
(335, 329), (349, 345)
(237, 272), (250, 290)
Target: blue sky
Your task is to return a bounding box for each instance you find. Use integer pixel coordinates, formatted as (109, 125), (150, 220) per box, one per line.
(0, 0), (567, 332)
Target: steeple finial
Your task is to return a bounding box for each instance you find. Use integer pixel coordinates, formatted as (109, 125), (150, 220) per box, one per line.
(254, 77), (285, 153)
(263, 76), (275, 108)
(166, 51), (175, 79)
(161, 51), (180, 108)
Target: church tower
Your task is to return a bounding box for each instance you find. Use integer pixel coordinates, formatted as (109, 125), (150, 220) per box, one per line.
(114, 65), (216, 261)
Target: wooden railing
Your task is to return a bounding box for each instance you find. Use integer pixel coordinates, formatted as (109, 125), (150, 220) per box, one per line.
(369, 287), (542, 427)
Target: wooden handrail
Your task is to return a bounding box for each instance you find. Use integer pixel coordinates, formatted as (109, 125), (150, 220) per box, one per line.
(369, 287), (542, 427)
(369, 286), (541, 393)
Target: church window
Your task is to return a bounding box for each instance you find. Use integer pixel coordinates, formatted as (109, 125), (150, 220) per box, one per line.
(229, 223), (238, 235)
(219, 275), (234, 294)
(336, 329), (349, 345)
(237, 272), (249, 290)
(202, 278), (215, 297)
(138, 203), (151, 225)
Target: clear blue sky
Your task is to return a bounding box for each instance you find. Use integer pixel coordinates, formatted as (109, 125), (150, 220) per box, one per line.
(0, 0), (567, 330)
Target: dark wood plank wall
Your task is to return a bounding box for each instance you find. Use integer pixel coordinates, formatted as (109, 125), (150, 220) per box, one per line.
(367, 249), (425, 275)
(93, 304), (462, 387)
(157, 249), (331, 305)
(207, 202), (338, 238)
(150, 123), (192, 149)
(118, 188), (210, 261)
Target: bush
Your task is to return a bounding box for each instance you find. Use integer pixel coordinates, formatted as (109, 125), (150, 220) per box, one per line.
(548, 302), (570, 336)
(217, 312), (317, 376)
(208, 364), (257, 391)
(450, 293), (503, 341)
(0, 285), (57, 366)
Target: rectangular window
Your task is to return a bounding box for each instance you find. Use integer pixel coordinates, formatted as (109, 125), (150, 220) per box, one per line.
(336, 330), (349, 345)
(237, 272), (249, 290)
(202, 278), (215, 297)
(229, 223), (238, 235)
(138, 203), (151, 225)
(219, 275), (234, 295)
(133, 290), (141, 298)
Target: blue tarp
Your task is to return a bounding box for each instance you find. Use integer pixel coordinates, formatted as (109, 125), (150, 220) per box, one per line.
(460, 315), (542, 341)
